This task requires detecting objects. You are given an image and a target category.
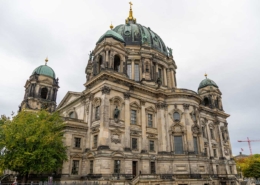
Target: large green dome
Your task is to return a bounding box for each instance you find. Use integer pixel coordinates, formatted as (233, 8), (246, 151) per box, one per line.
(198, 78), (218, 90)
(112, 23), (168, 55)
(32, 65), (56, 78)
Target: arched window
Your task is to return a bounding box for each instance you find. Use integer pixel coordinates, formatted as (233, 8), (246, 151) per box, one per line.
(114, 55), (120, 72)
(203, 97), (209, 106)
(173, 112), (180, 121)
(41, 88), (48, 99)
(69, 112), (76, 119)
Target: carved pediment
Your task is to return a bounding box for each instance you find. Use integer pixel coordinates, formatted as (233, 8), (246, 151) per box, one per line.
(145, 106), (156, 113)
(130, 101), (141, 109)
(171, 122), (185, 134)
(130, 130), (141, 136)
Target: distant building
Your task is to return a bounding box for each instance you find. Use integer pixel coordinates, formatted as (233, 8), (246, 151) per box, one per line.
(20, 3), (238, 185)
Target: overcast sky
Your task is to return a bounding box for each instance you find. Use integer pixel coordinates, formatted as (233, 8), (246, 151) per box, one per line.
(0, 0), (260, 156)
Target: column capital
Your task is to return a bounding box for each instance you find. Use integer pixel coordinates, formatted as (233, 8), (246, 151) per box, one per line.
(156, 102), (167, 110)
(124, 92), (131, 99)
(183, 104), (190, 110)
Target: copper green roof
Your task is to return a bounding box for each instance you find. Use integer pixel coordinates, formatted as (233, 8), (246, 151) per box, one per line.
(32, 65), (56, 78)
(113, 22), (168, 55)
(97, 30), (125, 44)
(198, 78), (218, 89)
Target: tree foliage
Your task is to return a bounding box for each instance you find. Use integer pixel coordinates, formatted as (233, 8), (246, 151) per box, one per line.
(235, 154), (260, 178)
(0, 110), (67, 177)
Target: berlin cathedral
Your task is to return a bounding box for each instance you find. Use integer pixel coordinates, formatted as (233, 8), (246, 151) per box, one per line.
(20, 3), (238, 185)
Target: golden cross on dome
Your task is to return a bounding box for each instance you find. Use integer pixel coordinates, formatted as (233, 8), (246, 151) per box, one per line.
(129, 1), (133, 9)
(110, 22), (114, 30)
(204, 73), (208, 79)
(45, 57), (48, 65)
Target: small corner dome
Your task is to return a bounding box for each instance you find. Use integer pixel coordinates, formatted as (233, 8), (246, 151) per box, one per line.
(97, 30), (125, 44)
(32, 65), (56, 78)
(198, 78), (218, 90)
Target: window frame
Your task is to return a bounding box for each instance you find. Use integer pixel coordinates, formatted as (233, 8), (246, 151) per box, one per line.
(131, 109), (137, 125)
(131, 137), (138, 150)
(93, 135), (98, 148)
(173, 112), (180, 122)
(74, 137), (81, 148)
(134, 63), (140, 81)
(149, 140), (155, 152)
(114, 160), (121, 174)
(193, 137), (199, 154)
(174, 135), (184, 154)
(71, 160), (80, 175)
(89, 160), (94, 174)
(95, 106), (100, 120)
(150, 162), (156, 174)
(147, 113), (153, 127)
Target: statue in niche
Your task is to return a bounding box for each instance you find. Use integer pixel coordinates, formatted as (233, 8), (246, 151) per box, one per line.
(114, 106), (120, 122)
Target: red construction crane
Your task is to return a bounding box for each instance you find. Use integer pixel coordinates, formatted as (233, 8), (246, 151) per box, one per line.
(238, 137), (260, 155)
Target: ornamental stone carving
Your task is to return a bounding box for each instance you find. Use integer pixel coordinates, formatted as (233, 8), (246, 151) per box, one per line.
(156, 102), (167, 109)
(124, 92), (130, 99)
(183, 104), (190, 110)
(101, 86), (111, 95)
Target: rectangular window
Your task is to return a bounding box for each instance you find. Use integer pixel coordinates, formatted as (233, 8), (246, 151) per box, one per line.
(131, 110), (137, 124)
(149, 140), (155, 151)
(90, 160), (94, 174)
(134, 64), (139, 81)
(216, 165), (219, 174)
(193, 137), (198, 154)
(95, 106), (100, 120)
(71, 160), (79, 175)
(230, 166), (232, 174)
(74, 137), (81, 148)
(114, 160), (121, 174)
(93, 135), (98, 148)
(127, 64), (132, 79)
(204, 148), (207, 156)
(150, 162), (156, 174)
(213, 149), (217, 157)
(148, 114), (153, 127)
(174, 136), (183, 154)
(210, 129), (214, 139)
(132, 138), (138, 150)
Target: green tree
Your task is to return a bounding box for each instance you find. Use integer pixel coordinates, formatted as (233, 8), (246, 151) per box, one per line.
(235, 154), (260, 178)
(0, 110), (67, 182)
(244, 161), (260, 179)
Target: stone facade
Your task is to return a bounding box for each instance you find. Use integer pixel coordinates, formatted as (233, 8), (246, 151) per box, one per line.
(20, 5), (238, 185)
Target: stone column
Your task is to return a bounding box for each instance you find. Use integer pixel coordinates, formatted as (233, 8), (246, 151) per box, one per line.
(98, 86), (111, 149)
(141, 100), (147, 152)
(156, 102), (167, 152)
(163, 67), (167, 86)
(171, 69), (176, 88)
(141, 57), (145, 79)
(216, 121), (224, 157)
(166, 69), (172, 88)
(131, 60), (135, 80)
(124, 92), (131, 150)
(86, 95), (93, 149)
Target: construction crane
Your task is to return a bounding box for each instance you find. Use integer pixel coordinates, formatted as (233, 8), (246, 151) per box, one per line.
(238, 137), (260, 155)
